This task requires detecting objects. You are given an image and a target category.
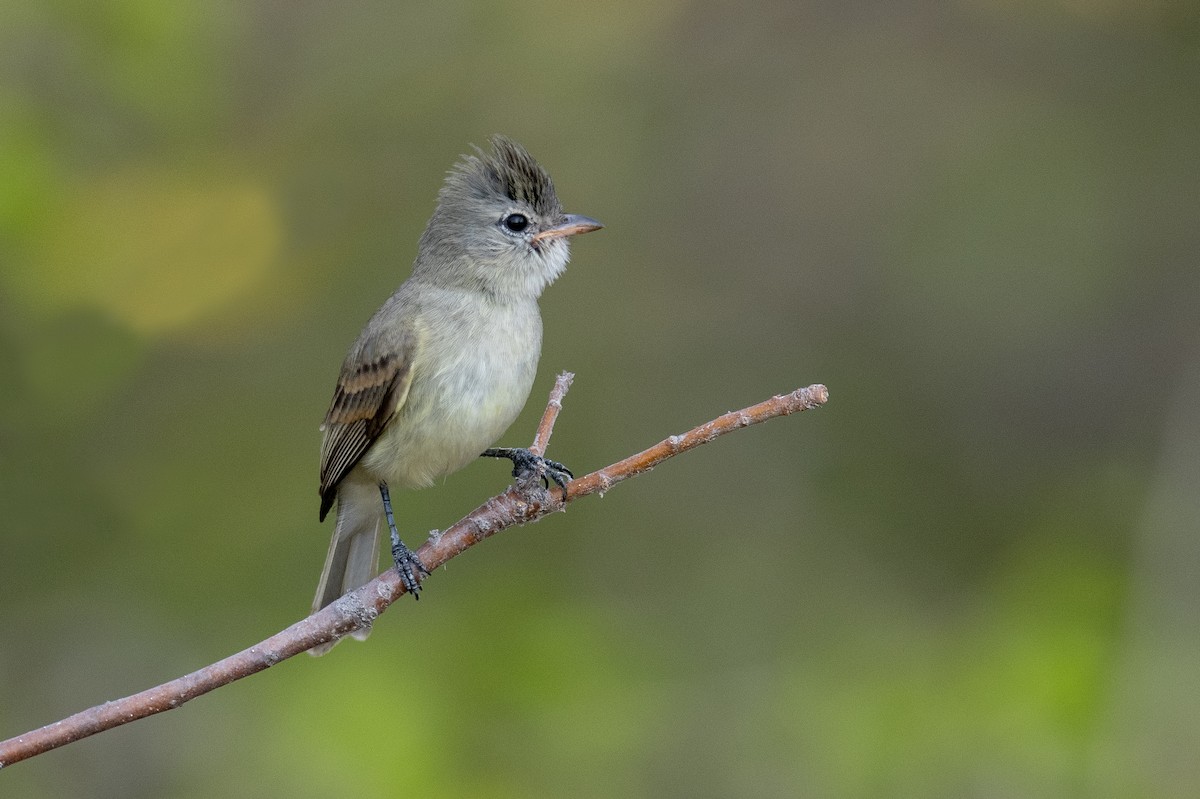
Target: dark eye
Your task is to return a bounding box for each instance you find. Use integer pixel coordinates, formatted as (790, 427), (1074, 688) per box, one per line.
(502, 213), (529, 233)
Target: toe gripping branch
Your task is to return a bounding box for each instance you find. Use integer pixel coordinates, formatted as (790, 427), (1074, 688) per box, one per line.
(378, 482), (430, 598)
(480, 447), (573, 498)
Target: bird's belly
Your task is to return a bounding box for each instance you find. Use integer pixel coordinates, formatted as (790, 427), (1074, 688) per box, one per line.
(361, 316), (539, 489)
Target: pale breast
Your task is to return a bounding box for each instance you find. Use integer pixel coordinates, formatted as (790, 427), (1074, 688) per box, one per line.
(362, 295), (542, 488)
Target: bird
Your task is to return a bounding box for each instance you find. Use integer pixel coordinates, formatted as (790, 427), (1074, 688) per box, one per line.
(310, 135), (602, 652)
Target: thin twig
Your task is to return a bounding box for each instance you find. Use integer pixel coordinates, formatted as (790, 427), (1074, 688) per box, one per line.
(0, 381), (828, 769)
(529, 371), (573, 457)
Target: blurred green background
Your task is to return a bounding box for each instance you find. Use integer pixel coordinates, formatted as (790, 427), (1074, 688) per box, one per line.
(2, 1), (1198, 796)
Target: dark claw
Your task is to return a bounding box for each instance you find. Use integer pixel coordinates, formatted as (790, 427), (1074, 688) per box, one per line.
(379, 480), (428, 600)
(481, 447), (574, 499)
(391, 537), (429, 599)
(539, 457), (573, 493)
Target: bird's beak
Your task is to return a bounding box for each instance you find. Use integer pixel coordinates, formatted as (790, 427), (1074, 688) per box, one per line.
(531, 214), (604, 244)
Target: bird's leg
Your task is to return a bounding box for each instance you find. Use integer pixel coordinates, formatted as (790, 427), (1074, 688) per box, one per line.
(379, 481), (429, 598)
(480, 447), (573, 498)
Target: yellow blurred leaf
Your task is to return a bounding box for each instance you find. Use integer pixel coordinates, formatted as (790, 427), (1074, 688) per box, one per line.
(15, 164), (281, 335)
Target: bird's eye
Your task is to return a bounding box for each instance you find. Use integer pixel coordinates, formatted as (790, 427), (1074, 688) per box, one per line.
(502, 213), (529, 233)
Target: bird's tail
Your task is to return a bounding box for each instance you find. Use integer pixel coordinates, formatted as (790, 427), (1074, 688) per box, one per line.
(309, 480), (383, 656)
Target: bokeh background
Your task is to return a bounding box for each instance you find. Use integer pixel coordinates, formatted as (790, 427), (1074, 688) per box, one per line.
(2, 1), (1198, 796)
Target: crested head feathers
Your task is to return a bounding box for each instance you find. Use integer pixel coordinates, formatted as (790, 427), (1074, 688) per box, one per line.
(445, 135), (562, 219)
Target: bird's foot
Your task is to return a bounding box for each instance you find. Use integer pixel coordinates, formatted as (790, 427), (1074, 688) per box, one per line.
(390, 535), (430, 599)
(481, 447), (573, 498)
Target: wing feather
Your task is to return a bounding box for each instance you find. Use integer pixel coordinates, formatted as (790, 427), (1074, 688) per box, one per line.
(318, 337), (416, 520)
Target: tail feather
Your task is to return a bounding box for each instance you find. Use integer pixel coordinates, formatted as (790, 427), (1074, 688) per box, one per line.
(309, 480), (383, 656)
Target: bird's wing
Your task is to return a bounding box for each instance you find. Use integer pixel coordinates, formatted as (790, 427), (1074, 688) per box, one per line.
(318, 334), (417, 521)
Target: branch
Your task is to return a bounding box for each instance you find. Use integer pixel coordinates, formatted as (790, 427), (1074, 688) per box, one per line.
(0, 377), (828, 768)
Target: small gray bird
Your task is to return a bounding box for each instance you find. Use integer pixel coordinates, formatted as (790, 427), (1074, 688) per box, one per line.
(311, 136), (602, 651)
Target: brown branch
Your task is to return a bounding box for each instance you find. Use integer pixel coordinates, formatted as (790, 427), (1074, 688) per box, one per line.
(0, 377), (828, 769)
(529, 371), (572, 457)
